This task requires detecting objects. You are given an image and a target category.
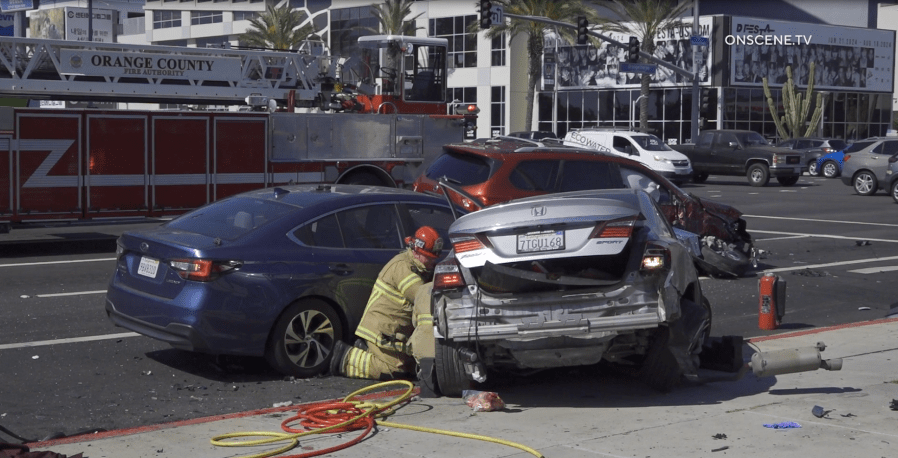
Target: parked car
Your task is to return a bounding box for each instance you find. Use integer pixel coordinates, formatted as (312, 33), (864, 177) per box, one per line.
(105, 185), (460, 378)
(413, 137), (755, 277)
(887, 155), (898, 204)
(815, 142), (859, 178)
(776, 137), (848, 176)
(840, 138), (898, 195)
(562, 128), (693, 183)
(507, 131), (558, 141)
(430, 188), (712, 396)
(671, 130), (804, 187)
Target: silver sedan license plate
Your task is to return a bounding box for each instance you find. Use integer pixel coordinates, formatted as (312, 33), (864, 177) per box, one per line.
(517, 230), (565, 253)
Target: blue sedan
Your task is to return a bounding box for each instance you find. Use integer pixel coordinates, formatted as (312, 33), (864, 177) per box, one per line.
(105, 185), (459, 377)
(816, 141), (873, 178)
(816, 149), (848, 178)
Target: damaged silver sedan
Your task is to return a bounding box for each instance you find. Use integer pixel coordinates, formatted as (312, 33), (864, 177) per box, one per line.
(431, 188), (711, 396)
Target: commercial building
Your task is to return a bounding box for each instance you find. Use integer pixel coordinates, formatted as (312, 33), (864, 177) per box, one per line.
(6, 0), (896, 143)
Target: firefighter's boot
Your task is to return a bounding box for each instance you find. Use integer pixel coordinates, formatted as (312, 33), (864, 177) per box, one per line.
(329, 340), (351, 376)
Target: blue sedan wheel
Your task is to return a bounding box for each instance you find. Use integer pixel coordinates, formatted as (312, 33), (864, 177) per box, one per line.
(822, 161), (840, 178)
(266, 299), (344, 377)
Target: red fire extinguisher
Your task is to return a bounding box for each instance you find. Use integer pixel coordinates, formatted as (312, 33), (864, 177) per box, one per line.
(758, 273), (787, 330)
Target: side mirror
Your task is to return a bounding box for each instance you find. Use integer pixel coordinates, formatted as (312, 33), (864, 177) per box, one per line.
(728, 141), (740, 149)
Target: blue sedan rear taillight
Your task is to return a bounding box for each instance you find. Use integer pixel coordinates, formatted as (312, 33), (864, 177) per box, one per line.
(170, 259), (241, 282)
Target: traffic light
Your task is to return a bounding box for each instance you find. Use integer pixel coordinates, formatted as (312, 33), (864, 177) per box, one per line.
(627, 36), (640, 63)
(453, 103), (480, 115)
(701, 89), (711, 113)
(480, 0), (492, 29)
(577, 17), (588, 45)
(700, 89), (711, 113)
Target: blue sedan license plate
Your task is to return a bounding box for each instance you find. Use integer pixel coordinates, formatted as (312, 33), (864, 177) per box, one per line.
(137, 256), (160, 278)
(517, 230), (565, 253)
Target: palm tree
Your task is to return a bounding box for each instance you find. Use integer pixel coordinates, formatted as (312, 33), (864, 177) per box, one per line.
(364, 0), (424, 76)
(477, 0), (601, 131)
(595, 0), (693, 131)
(241, 3), (320, 51)
(368, 0), (424, 36)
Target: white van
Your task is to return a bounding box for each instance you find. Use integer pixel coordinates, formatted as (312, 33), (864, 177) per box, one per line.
(563, 128), (693, 182)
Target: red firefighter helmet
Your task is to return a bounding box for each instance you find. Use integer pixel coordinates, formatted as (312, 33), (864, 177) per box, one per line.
(405, 226), (444, 259)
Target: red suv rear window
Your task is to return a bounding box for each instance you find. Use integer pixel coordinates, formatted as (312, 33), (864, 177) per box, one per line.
(425, 152), (495, 185)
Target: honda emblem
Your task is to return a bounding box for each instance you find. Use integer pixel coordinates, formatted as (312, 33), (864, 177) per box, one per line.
(531, 206), (547, 217)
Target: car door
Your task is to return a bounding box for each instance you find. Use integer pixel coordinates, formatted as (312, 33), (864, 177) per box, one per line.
(717, 131), (745, 175)
(690, 131), (715, 171)
(876, 141), (898, 179)
(291, 203), (404, 330)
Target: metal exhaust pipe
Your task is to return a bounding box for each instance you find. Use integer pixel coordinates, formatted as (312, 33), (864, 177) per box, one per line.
(750, 342), (843, 378)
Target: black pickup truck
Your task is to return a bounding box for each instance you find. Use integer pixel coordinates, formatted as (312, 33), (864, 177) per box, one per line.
(672, 130), (805, 187)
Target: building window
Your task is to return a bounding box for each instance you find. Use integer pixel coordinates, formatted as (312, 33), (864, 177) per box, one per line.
(429, 15), (477, 68)
(491, 86), (506, 136)
(491, 33), (506, 67)
(233, 11), (258, 21)
(448, 86), (477, 107)
(191, 11), (223, 25)
(153, 10), (182, 29)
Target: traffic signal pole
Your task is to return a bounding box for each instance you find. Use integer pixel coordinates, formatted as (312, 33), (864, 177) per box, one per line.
(691, 1), (700, 142)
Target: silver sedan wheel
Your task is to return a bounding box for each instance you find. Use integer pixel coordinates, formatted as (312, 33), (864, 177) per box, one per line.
(822, 161), (839, 178)
(892, 180), (898, 204)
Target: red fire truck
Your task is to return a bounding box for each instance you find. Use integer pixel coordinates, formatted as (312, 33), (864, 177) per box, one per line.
(0, 35), (477, 231)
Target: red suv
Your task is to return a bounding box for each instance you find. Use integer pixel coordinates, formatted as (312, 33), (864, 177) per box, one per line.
(413, 137), (755, 276)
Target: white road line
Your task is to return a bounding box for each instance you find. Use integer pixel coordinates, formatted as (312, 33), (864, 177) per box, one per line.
(0, 332), (141, 351)
(36, 290), (107, 298)
(761, 255), (898, 274)
(745, 215), (898, 228)
(755, 235), (808, 242)
(848, 266), (898, 274)
(751, 229), (898, 244)
(0, 258), (116, 268)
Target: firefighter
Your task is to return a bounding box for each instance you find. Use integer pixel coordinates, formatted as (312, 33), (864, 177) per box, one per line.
(329, 226), (443, 382)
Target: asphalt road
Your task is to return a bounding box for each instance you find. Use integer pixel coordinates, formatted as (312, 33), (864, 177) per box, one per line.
(1, 174), (896, 444)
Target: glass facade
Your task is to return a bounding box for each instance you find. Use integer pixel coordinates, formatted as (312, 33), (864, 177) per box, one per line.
(491, 86), (506, 137)
(541, 86), (891, 145)
(429, 15), (477, 68)
(329, 6), (378, 58)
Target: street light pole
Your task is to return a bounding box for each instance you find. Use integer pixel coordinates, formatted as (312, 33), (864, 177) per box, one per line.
(690, 0), (700, 143)
(632, 95), (646, 130)
(88, 0), (94, 42)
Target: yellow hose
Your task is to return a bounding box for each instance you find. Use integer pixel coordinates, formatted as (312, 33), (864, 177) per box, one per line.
(210, 380), (544, 458)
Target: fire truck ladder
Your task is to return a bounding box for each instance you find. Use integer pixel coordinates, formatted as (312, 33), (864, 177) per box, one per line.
(0, 37), (343, 106)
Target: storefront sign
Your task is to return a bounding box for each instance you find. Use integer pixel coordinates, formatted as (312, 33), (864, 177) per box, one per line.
(0, 0), (34, 13)
(64, 7), (114, 43)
